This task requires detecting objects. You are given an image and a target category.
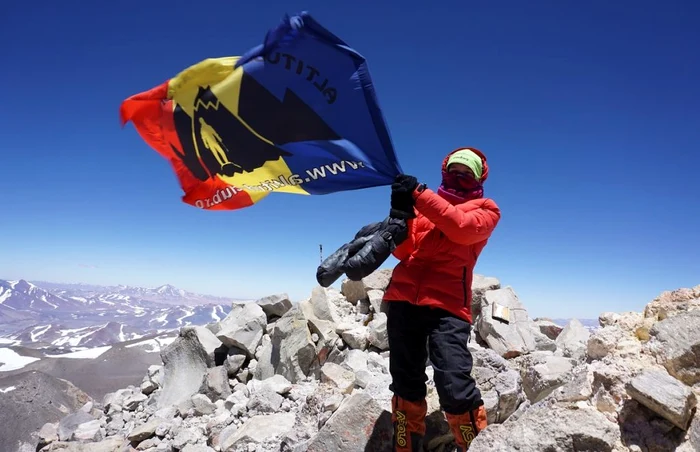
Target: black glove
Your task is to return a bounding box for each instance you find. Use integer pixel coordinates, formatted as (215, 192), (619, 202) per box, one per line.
(390, 174), (419, 219)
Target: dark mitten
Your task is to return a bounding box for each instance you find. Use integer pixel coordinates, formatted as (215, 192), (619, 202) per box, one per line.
(344, 217), (408, 281)
(390, 175), (419, 219)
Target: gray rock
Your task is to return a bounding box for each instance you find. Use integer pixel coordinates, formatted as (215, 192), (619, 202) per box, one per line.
(200, 366), (231, 401)
(158, 327), (221, 408)
(172, 428), (197, 449)
(247, 386), (283, 413)
(476, 287), (537, 358)
(256, 293), (293, 319)
(181, 445), (215, 452)
(216, 302), (267, 356)
(222, 413), (296, 449)
(367, 289), (387, 315)
(554, 318), (590, 362)
(587, 325), (625, 360)
(367, 313), (389, 351)
(140, 379), (158, 396)
(306, 391), (393, 452)
(469, 403), (621, 451)
(251, 375), (293, 395)
(37, 422), (58, 447)
(367, 352), (389, 374)
(72, 419), (102, 441)
(191, 394), (216, 416)
(124, 393), (148, 411)
(128, 418), (162, 442)
(363, 269), (393, 291)
(342, 349), (369, 374)
(648, 310), (700, 385)
(305, 287), (344, 324)
(534, 318), (564, 340)
(544, 366), (593, 403)
(57, 411), (94, 441)
(342, 326), (369, 350)
(532, 327), (557, 352)
(341, 279), (367, 304)
(321, 362), (356, 394)
(626, 368), (698, 430)
(270, 306), (317, 383)
(225, 348), (247, 377)
(471, 274), (501, 320)
(521, 354), (575, 403)
(306, 317), (339, 346)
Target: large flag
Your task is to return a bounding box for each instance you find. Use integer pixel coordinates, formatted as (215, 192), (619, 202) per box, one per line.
(120, 12), (402, 210)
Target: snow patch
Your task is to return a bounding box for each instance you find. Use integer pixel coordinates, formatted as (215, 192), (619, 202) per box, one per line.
(0, 348), (40, 372)
(46, 345), (111, 359)
(0, 385), (16, 393)
(0, 288), (11, 304)
(30, 325), (52, 342)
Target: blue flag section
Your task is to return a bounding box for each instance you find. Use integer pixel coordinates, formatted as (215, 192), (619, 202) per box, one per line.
(120, 11), (403, 210)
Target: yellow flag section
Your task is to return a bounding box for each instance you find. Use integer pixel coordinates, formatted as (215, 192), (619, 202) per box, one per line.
(166, 56), (309, 203)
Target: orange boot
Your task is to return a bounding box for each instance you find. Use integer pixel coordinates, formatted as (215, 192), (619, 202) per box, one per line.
(391, 395), (427, 451)
(445, 404), (488, 451)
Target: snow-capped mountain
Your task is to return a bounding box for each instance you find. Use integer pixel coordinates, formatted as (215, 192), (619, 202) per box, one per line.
(0, 279), (240, 344)
(35, 281), (236, 307)
(9, 322), (149, 349)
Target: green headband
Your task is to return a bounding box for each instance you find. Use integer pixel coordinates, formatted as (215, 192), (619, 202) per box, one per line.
(446, 149), (483, 180)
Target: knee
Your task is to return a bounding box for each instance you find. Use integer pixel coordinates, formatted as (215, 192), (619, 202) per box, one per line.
(433, 370), (481, 414)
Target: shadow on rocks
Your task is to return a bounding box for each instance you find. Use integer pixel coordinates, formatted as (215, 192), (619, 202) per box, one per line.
(362, 410), (455, 452)
(618, 398), (688, 452)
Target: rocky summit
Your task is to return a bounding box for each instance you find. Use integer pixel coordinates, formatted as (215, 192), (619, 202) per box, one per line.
(30, 273), (700, 452)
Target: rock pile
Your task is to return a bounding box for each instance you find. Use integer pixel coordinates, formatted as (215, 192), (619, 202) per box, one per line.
(33, 275), (700, 452)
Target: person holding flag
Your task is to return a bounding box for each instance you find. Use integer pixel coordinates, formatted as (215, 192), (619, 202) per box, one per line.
(383, 147), (501, 451)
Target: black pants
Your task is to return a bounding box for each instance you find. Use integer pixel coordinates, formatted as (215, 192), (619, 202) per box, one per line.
(387, 300), (482, 415)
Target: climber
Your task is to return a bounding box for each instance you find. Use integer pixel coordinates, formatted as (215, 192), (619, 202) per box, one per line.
(383, 148), (501, 451)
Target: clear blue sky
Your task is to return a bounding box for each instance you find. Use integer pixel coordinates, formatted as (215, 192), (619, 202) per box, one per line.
(1, 1), (699, 319)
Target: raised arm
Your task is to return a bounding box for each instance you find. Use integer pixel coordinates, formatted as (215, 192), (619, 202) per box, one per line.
(413, 187), (500, 245)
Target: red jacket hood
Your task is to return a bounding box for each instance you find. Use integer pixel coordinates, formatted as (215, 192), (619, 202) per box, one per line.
(441, 147), (489, 183)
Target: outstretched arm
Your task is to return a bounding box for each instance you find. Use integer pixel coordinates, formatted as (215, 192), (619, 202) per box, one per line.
(413, 188), (500, 245)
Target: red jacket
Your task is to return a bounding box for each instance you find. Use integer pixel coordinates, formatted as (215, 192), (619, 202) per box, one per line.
(382, 149), (501, 323)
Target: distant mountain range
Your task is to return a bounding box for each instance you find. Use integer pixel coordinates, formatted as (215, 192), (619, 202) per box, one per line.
(0, 279), (240, 347)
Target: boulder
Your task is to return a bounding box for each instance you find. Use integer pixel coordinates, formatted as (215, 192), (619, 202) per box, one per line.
(216, 302), (267, 356)
(368, 289), (388, 315)
(544, 366), (593, 403)
(127, 418), (161, 442)
(340, 279), (367, 304)
(200, 366), (231, 401)
(269, 306), (317, 383)
(306, 391), (393, 451)
(554, 318), (590, 362)
(342, 326), (369, 350)
(643, 284), (700, 321)
(305, 287), (344, 325)
(470, 274), (501, 320)
(469, 403), (621, 452)
(520, 353), (575, 403)
(367, 313), (389, 351)
(626, 368), (697, 430)
(648, 310), (700, 385)
(533, 318), (563, 340)
(255, 293), (293, 319)
(362, 268), (393, 291)
(158, 327), (219, 408)
(476, 287), (537, 358)
(320, 362), (355, 394)
(57, 411), (94, 441)
(588, 325), (625, 360)
(221, 413), (295, 450)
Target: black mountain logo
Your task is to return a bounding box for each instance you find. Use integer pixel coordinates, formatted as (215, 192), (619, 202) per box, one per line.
(170, 71), (341, 181)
